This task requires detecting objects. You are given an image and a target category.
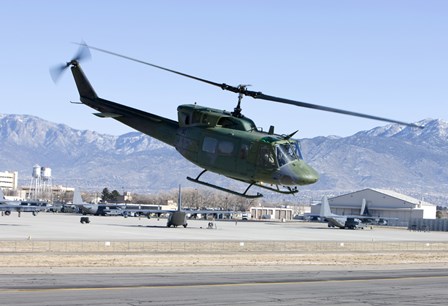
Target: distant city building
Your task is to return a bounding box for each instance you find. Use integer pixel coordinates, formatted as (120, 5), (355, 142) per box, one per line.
(116, 191), (133, 203)
(0, 171), (18, 190)
(18, 185), (75, 202)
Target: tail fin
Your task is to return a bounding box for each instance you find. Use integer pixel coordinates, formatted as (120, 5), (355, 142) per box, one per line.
(73, 188), (86, 205)
(360, 198), (368, 215)
(319, 196), (333, 218)
(0, 189), (4, 200)
(177, 185), (182, 212)
(70, 63), (98, 100)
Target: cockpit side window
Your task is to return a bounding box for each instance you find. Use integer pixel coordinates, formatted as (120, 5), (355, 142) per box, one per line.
(258, 146), (276, 168)
(293, 140), (303, 160)
(276, 141), (302, 166)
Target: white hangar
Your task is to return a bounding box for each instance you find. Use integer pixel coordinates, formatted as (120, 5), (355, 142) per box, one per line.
(312, 188), (436, 224)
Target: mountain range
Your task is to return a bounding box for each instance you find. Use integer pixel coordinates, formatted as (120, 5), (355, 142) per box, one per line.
(1, 114), (447, 205)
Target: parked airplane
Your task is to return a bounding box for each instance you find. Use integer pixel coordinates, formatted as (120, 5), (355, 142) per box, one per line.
(319, 196), (364, 229)
(0, 189), (47, 217)
(319, 196), (396, 229)
(122, 185), (234, 227)
(71, 189), (125, 215)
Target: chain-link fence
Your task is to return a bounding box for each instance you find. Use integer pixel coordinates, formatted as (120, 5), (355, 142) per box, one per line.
(1, 240), (447, 253)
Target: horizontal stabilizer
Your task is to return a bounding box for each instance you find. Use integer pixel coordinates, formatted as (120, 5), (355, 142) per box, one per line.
(93, 112), (123, 118)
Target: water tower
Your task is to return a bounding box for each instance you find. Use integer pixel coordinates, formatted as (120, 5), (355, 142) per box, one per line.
(29, 164), (52, 200)
(40, 166), (53, 197)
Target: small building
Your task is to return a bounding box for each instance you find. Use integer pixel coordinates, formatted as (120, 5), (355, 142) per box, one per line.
(250, 206), (293, 220)
(18, 185), (75, 202)
(0, 171), (18, 190)
(311, 188), (436, 225)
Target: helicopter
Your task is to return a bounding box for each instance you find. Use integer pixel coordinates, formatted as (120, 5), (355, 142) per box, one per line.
(51, 44), (423, 198)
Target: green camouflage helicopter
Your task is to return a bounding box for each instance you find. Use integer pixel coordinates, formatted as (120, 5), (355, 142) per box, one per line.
(51, 44), (422, 198)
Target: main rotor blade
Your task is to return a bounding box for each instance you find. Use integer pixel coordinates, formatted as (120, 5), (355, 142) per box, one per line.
(248, 92), (424, 128)
(75, 43), (242, 93)
(78, 43), (423, 129)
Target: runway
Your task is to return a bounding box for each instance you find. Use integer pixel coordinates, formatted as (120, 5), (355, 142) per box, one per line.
(1, 269), (448, 305)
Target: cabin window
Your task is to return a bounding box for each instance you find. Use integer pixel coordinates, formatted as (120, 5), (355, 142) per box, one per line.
(218, 141), (234, 155)
(258, 146), (276, 168)
(240, 144), (249, 159)
(192, 111), (202, 124)
(179, 112), (190, 125)
(217, 117), (242, 130)
(202, 137), (217, 153)
(202, 114), (209, 125)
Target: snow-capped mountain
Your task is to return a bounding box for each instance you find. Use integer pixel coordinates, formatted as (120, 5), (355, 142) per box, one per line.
(1, 114), (447, 205)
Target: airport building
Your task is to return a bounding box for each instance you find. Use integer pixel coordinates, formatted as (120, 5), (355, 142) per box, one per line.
(0, 171), (18, 190)
(250, 206), (293, 220)
(311, 188), (437, 225)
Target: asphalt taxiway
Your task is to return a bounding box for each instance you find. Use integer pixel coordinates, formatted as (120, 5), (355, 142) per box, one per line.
(1, 269), (448, 305)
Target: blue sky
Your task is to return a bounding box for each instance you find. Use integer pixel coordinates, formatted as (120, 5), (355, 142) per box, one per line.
(1, 0), (447, 138)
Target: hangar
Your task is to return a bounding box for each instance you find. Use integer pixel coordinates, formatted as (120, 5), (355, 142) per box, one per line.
(311, 188), (436, 225)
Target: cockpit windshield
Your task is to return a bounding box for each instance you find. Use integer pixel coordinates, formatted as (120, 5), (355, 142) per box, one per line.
(276, 140), (303, 167)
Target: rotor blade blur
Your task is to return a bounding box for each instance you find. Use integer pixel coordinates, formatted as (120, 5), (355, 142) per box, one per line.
(73, 41), (91, 62)
(50, 42), (91, 83)
(49, 63), (67, 83)
(251, 92), (423, 128)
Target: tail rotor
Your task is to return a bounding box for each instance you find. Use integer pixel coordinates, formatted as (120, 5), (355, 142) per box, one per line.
(50, 41), (91, 83)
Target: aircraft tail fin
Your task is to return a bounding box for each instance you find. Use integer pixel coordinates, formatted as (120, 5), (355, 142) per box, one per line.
(0, 189), (4, 200)
(73, 188), (86, 205)
(70, 63), (98, 100)
(319, 196), (333, 218)
(360, 198), (367, 215)
(177, 185), (182, 212)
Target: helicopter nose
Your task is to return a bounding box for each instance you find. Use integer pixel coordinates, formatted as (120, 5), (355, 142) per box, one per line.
(277, 160), (319, 186)
(296, 165), (319, 185)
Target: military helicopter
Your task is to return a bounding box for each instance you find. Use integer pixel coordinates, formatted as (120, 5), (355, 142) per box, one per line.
(51, 44), (423, 198)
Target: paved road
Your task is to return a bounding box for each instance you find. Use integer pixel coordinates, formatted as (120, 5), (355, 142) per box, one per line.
(1, 269), (447, 305)
(1, 212), (447, 241)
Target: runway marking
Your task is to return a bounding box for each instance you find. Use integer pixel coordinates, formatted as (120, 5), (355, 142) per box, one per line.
(3, 274), (448, 294)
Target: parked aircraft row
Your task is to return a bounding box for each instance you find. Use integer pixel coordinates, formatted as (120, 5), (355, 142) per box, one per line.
(0, 189), (48, 217)
(2, 187), (395, 230)
(71, 186), (234, 227)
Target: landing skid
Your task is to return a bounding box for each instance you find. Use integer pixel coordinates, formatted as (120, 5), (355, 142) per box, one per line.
(186, 170), (299, 198)
(252, 183), (299, 196)
(187, 170), (262, 199)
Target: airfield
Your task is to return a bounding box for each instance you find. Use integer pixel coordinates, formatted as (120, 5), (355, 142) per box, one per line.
(1, 212), (448, 264)
(1, 212), (448, 305)
(1, 212), (448, 242)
